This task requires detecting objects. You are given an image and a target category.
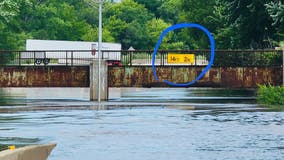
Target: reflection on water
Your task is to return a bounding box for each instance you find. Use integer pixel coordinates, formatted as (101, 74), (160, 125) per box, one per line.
(118, 88), (256, 103)
(0, 88), (90, 100)
(0, 88), (283, 160)
(0, 87), (256, 102)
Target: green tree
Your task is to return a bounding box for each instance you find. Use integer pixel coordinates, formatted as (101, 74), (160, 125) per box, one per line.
(266, 1), (284, 44)
(226, 0), (277, 49)
(146, 18), (184, 49)
(24, 2), (93, 41)
(134, 0), (163, 17)
(158, 0), (181, 24)
(177, 0), (216, 49)
(212, 0), (241, 49)
(104, 16), (128, 42)
(0, 0), (25, 50)
(0, 0), (20, 22)
(146, 18), (170, 49)
(105, 0), (153, 24)
(1, 0), (283, 52)
(0, 0), (31, 65)
(104, 0), (154, 49)
(81, 26), (115, 42)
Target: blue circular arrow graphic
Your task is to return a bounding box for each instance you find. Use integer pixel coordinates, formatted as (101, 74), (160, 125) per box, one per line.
(151, 23), (215, 87)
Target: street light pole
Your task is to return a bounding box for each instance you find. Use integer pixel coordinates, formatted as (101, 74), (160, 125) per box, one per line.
(98, 0), (102, 102)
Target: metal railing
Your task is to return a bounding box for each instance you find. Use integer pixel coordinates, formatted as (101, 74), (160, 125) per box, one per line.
(120, 50), (283, 67)
(0, 50), (121, 66)
(0, 50), (282, 67)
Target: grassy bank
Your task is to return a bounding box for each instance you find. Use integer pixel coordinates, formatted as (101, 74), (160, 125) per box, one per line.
(257, 85), (284, 110)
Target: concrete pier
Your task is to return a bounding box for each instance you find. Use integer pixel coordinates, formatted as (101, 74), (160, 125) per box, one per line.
(90, 60), (108, 101)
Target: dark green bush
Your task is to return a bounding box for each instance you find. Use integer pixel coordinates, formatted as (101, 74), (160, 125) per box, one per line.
(257, 85), (284, 107)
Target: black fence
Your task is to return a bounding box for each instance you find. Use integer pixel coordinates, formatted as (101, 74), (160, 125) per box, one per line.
(0, 50), (282, 67)
(0, 50), (120, 66)
(121, 50), (283, 67)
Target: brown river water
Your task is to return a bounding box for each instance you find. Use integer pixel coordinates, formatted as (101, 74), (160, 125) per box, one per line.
(0, 88), (283, 160)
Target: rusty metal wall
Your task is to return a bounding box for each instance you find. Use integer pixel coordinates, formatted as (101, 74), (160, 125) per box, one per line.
(0, 66), (282, 88)
(0, 66), (89, 87)
(108, 66), (283, 88)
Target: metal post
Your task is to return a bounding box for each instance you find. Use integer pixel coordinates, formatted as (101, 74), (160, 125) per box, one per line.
(71, 51), (73, 66)
(161, 51), (164, 66)
(194, 52), (197, 66)
(66, 51), (68, 66)
(130, 52), (132, 66)
(18, 51), (21, 66)
(98, 0), (103, 102)
(275, 46), (284, 86)
(34, 51), (36, 66)
(282, 47), (284, 86)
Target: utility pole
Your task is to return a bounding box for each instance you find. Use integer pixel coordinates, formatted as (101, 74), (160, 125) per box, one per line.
(98, 0), (103, 102)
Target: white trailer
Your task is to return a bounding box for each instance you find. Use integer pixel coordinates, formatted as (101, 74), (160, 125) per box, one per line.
(21, 39), (121, 65)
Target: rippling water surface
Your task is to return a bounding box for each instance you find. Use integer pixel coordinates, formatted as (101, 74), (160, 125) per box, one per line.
(0, 88), (283, 160)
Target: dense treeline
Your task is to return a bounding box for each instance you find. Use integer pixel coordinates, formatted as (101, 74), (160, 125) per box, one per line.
(0, 0), (283, 50)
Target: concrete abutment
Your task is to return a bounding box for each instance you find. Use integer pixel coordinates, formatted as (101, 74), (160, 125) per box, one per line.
(90, 60), (108, 101)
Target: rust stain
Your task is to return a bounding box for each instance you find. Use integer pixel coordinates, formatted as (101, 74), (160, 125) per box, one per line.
(209, 69), (220, 83)
(271, 67), (283, 85)
(0, 66), (89, 87)
(171, 67), (196, 83)
(195, 67), (221, 87)
(50, 67), (72, 87)
(156, 67), (172, 82)
(243, 68), (253, 88)
(108, 66), (282, 88)
(108, 67), (121, 87)
(221, 67), (243, 88)
(72, 67), (89, 87)
(243, 67), (282, 87)
(27, 67), (49, 87)
(0, 66), (282, 88)
(0, 67), (27, 87)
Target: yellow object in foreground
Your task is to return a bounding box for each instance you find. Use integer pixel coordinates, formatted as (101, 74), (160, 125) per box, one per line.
(1, 143), (56, 160)
(8, 146), (16, 150)
(168, 53), (195, 64)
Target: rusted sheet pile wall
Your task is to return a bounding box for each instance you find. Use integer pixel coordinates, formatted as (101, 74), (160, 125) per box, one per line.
(108, 66), (282, 88)
(0, 66), (89, 87)
(0, 66), (281, 88)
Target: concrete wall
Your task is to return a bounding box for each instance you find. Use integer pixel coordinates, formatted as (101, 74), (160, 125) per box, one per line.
(108, 66), (283, 88)
(0, 66), (89, 87)
(0, 66), (282, 88)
